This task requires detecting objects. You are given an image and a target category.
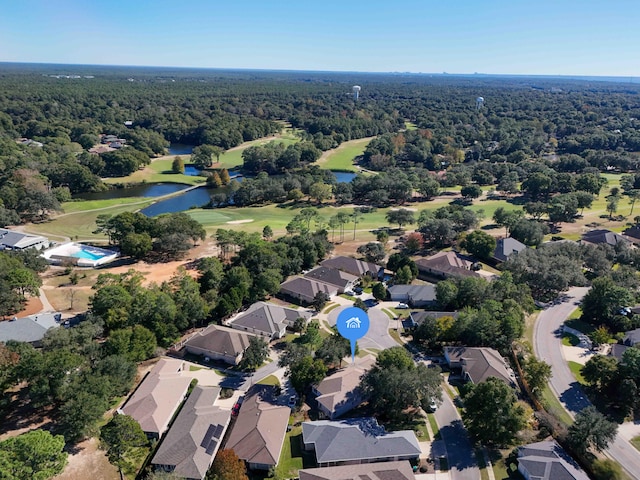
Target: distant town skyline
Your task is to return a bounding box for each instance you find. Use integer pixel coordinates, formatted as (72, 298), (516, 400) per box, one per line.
(1, 0), (638, 77)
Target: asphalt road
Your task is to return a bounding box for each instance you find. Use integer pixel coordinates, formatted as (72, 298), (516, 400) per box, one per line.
(534, 286), (640, 480)
(434, 389), (480, 480)
(327, 304), (397, 350)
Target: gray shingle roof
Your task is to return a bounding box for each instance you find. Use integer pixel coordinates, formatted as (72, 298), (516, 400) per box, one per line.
(0, 313), (60, 344)
(580, 229), (630, 247)
(302, 418), (421, 465)
(494, 237), (527, 262)
(388, 284), (436, 303)
(320, 256), (382, 277)
(279, 277), (335, 304)
(304, 266), (358, 289)
(230, 302), (310, 337)
(299, 461), (414, 480)
(415, 251), (481, 278)
(623, 328), (640, 346)
(151, 386), (230, 480)
(517, 441), (589, 480)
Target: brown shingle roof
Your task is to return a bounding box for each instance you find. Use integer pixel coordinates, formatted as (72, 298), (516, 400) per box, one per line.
(184, 325), (252, 358)
(314, 356), (375, 417)
(230, 302), (310, 337)
(415, 251), (480, 278)
(225, 386), (290, 468)
(304, 266), (358, 289)
(445, 347), (513, 385)
(121, 359), (192, 437)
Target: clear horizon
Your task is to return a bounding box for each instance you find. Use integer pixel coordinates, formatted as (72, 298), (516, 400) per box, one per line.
(1, 0), (639, 77)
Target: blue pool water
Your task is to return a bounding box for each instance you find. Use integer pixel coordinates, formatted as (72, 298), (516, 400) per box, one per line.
(71, 248), (110, 261)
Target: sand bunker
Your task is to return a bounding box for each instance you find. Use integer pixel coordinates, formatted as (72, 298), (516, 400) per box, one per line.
(226, 219), (254, 224)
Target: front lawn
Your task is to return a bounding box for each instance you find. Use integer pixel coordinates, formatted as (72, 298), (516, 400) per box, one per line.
(568, 361), (587, 385)
(274, 426), (315, 478)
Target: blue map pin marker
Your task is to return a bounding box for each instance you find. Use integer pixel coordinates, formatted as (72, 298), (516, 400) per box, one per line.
(336, 307), (370, 363)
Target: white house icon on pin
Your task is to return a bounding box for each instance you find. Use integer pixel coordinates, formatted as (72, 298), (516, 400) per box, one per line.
(346, 317), (361, 329)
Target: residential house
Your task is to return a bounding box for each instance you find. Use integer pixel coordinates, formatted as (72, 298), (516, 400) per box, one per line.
(415, 251), (482, 279)
(402, 311), (459, 330)
(151, 386), (231, 480)
(224, 385), (290, 470)
(279, 277), (336, 306)
(302, 418), (421, 467)
(304, 266), (358, 293)
(120, 358), (192, 439)
(0, 313), (61, 346)
(228, 302), (311, 340)
(299, 461), (415, 480)
(444, 346), (515, 385)
(622, 328), (640, 347)
(0, 228), (49, 251)
(493, 237), (527, 262)
(623, 226), (640, 245)
(312, 356), (375, 419)
(320, 256), (383, 279)
(388, 284), (437, 307)
(580, 229), (631, 247)
(609, 344), (630, 361)
(517, 440), (589, 480)
(183, 325), (253, 365)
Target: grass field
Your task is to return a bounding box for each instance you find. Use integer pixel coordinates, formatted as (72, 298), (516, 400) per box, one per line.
(256, 375), (280, 386)
(568, 361), (587, 385)
(316, 137), (373, 171)
(631, 435), (640, 452)
(104, 158), (207, 186)
(562, 333), (580, 346)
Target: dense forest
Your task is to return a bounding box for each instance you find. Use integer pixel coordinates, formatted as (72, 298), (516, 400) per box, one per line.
(2, 64), (640, 224)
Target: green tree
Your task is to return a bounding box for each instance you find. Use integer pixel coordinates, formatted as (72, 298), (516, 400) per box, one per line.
(239, 336), (269, 371)
(311, 291), (330, 312)
(120, 232), (152, 259)
(385, 209), (416, 229)
(395, 264), (414, 285)
(171, 156), (185, 173)
(290, 356), (327, 394)
(60, 389), (109, 442)
(0, 429), (67, 480)
(580, 276), (634, 330)
(493, 207), (523, 236)
(315, 332), (351, 368)
(461, 184), (483, 201)
(522, 356), (552, 394)
(460, 230), (497, 260)
(372, 282), (387, 301)
(462, 377), (527, 446)
(357, 242), (386, 263)
(591, 459), (624, 480)
(207, 449), (248, 480)
(376, 229), (389, 244)
(100, 414), (148, 477)
(567, 406), (617, 454)
(105, 325), (157, 362)
(308, 182), (333, 204)
(262, 225), (273, 241)
(582, 355), (619, 393)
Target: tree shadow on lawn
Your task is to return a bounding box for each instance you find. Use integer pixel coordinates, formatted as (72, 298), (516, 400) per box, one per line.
(0, 387), (57, 438)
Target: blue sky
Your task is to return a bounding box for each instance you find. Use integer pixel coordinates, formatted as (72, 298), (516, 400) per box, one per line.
(1, 0), (638, 76)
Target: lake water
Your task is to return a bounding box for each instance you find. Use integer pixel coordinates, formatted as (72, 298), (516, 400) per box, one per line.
(333, 171), (357, 183)
(168, 143), (195, 155)
(184, 165), (201, 176)
(75, 183), (188, 201)
(140, 185), (227, 217)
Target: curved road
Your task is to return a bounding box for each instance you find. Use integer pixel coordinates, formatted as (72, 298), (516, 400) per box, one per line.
(534, 286), (640, 479)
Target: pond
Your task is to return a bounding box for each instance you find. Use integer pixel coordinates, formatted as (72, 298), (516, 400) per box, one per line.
(75, 183), (188, 201)
(333, 171), (357, 183)
(140, 185), (232, 217)
(168, 143), (195, 155)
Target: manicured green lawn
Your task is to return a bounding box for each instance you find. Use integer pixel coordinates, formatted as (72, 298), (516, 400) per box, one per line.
(568, 361), (587, 385)
(427, 413), (440, 440)
(257, 375), (280, 386)
(275, 426), (314, 478)
(388, 328), (403, 344)
(316, 137), (373, 171)
(539, 385), (573, 426)
(631, 435), (640, 451)
(104, 157), (207, 186)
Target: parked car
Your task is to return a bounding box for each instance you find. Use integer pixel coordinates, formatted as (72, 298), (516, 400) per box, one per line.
(288, 395), (297, 408)
(397, 303), (409, 309)
(363, 298), (379, 308)
(427, 397), (438, 412)
(353, 286), (364, 295)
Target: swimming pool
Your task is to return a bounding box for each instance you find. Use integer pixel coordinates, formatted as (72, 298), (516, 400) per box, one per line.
(42, 242), (119, 267)
(71, 247), (110, 261)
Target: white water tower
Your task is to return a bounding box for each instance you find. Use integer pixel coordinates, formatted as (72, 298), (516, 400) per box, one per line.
(476, 96), (484, 110)
(353, 85), (361, 100)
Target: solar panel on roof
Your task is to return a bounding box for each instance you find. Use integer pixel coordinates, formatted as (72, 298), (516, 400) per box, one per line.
(200, 424), (217, 448)
(205, 439), (218, 455)
(213, 424), (224, 439)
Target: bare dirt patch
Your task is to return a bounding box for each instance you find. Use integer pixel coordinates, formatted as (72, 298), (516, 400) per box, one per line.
(14, 295), (43, 318)
(54, 437), (119, 480)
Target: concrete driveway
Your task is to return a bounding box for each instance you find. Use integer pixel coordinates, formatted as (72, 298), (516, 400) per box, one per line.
(326, 303), (397, 351)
